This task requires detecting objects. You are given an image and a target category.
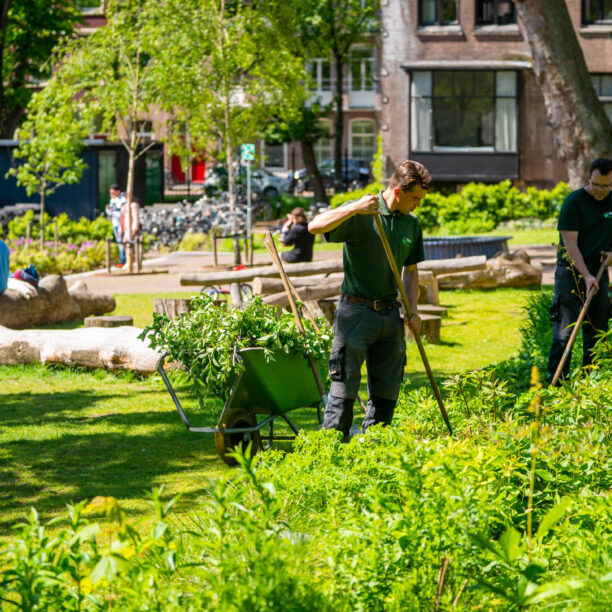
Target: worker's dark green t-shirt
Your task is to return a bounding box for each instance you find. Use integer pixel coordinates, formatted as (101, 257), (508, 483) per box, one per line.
(325, 193), (425, 301)
(557, 187), (612, 271)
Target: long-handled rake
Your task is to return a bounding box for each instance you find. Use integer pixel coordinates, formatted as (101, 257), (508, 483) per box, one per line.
(373, 215), (453, 435)
(550, 257), (608, 386)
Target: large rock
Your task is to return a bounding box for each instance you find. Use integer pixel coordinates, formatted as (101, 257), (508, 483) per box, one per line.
(437, 250), (542, 290)
(0, 275), (115, 329)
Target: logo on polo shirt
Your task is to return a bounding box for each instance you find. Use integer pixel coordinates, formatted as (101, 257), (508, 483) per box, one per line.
(604, 212), (612, 218)
(402, 237), (412, 245)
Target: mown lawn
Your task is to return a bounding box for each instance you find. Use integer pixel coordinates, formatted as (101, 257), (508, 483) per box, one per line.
(0, 286), (535, 541)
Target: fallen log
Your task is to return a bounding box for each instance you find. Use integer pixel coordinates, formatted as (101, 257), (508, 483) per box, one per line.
(180, 259), (343, 286)
(0, 275), (115, 329)
(264, 281), (343, 307)
(252, 273), (344, 296)
(417, 255), (487, 276)
(0, 325), (161, 374)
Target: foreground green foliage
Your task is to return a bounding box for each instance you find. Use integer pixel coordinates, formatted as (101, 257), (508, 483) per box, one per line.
(143, 295), (332, 400)
(1, 290), (610, 610)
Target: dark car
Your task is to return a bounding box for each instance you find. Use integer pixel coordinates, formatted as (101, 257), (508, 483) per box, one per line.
(294, 158), (371, 192)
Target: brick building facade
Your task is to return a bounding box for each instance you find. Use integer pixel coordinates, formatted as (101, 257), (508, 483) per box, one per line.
(380, 0), (612, 189)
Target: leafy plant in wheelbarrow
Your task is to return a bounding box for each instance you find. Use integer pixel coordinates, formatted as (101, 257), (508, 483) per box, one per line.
(142, 295), (332, 463)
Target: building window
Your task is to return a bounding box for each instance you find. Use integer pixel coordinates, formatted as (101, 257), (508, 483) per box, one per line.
(410, 70), (517, 152)
(419, 0), (459, 26)
(592, 74), (612, 122)
(307, 58), (331, 93)
(350, 120), (375, 160)
(476, 1), (516, 25)
(583, 0), (612, 24)
(264, 142), (284, 168)
(314, 120), (332, 164)
(350, 46), (375, 92)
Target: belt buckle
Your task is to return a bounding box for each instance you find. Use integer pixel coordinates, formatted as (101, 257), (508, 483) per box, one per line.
(372, 300), (385, 311)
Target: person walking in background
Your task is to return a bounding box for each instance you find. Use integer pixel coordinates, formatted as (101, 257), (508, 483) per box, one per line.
(119, 197), (141, 271)
(106, 184), (126, 268)
(308, 160), (430, 440)
(548, 157), (612, 383)
(279, 207), (314, 263)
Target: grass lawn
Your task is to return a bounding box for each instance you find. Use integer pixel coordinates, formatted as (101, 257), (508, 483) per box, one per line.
(0, 286), (535, 541)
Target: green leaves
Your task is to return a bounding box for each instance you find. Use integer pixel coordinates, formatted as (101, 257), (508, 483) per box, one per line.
(142, 294), (332, 400)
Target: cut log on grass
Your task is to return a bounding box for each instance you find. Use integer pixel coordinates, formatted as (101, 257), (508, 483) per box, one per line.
(0, 276), (115, 330)
(417, 255), (487, 276)
(418, 270), (440, 305)
(180, 259), (343, 286)
(252, 273), (344, 296)
(0, 325), (162, 374)
(263, 281), (343, 307)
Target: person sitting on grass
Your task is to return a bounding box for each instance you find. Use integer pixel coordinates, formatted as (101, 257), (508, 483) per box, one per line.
(279, 207), (314, 263)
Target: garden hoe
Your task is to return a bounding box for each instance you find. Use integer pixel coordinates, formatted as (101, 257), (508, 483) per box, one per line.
(373, 215), (453, 435)
(264, 231), (368, 413)
(550, 256), (608, 386)
(264, 231), (327, 403)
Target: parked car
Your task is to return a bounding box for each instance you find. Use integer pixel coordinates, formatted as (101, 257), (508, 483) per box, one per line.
(294, 158), (371, 192)
(204, 165), (291, 198)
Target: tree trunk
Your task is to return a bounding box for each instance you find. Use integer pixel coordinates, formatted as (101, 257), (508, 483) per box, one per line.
(0, 0), (12, 136)
(39, 184), (45, 250)
(333, 51), (344, 191)
(301, 139), (328, 203)
(125, 144), (136, 272)
(515, 0), (612, 187)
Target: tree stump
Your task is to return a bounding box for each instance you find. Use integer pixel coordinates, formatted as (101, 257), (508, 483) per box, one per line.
(85, 315), (134, 328)
(406, 314), (441, 344)
(153, 298), (192, 320)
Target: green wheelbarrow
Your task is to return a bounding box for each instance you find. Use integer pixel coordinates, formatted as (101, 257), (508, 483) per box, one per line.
(156, 347), (327, 465)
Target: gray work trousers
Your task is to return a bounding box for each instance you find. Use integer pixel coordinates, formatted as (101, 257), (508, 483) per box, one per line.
(323, 297), (406, 437)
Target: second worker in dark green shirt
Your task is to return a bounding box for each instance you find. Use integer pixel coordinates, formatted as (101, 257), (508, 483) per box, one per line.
(308, 160), (431, 440)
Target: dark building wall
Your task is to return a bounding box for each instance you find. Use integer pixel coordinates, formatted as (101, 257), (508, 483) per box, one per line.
(0, 142), (163, 220)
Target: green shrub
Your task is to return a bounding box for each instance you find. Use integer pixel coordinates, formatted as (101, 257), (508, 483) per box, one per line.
(415, 180), (571, 235)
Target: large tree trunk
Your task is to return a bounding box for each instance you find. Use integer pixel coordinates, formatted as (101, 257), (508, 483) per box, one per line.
(301, 139), (328, 203)
(515, 0), (612, 188)
(333, 52), (345, 191)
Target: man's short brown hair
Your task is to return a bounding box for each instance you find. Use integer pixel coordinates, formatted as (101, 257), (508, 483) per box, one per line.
(389, 160), (432, 192)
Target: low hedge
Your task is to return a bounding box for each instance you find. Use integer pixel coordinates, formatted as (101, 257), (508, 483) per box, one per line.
(330, 180), (571, 235)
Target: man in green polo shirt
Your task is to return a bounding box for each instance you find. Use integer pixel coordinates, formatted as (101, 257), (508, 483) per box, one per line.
(308, 160), (431, 439)
(548, 157), (612, 383)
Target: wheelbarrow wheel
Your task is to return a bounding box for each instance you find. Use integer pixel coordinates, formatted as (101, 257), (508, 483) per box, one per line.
(215, 409), (262, 466)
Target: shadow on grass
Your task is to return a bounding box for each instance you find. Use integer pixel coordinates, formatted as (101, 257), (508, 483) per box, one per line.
(0, 388), (223, 533)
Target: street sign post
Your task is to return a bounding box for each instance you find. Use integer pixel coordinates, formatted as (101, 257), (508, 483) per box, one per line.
(241, 144), (255, 255)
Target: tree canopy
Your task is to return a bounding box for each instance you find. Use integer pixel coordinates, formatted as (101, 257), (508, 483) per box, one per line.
(0, 0), (82, 138)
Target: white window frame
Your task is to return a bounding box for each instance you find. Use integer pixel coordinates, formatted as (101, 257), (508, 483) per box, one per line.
(349, 118), (376, 161)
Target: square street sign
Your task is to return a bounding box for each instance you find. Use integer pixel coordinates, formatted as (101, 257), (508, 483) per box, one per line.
(241, 143), (255, 161)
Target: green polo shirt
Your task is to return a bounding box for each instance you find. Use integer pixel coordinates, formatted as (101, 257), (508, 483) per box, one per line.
(325, 193), (425, 301)
(557, 187), (612, 271)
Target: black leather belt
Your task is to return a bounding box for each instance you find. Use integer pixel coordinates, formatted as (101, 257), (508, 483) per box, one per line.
(341, 293), (398, 311)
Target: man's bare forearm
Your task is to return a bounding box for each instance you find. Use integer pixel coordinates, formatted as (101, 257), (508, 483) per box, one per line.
(401, 265), (419, 314)
(308, 194), (380, 234)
